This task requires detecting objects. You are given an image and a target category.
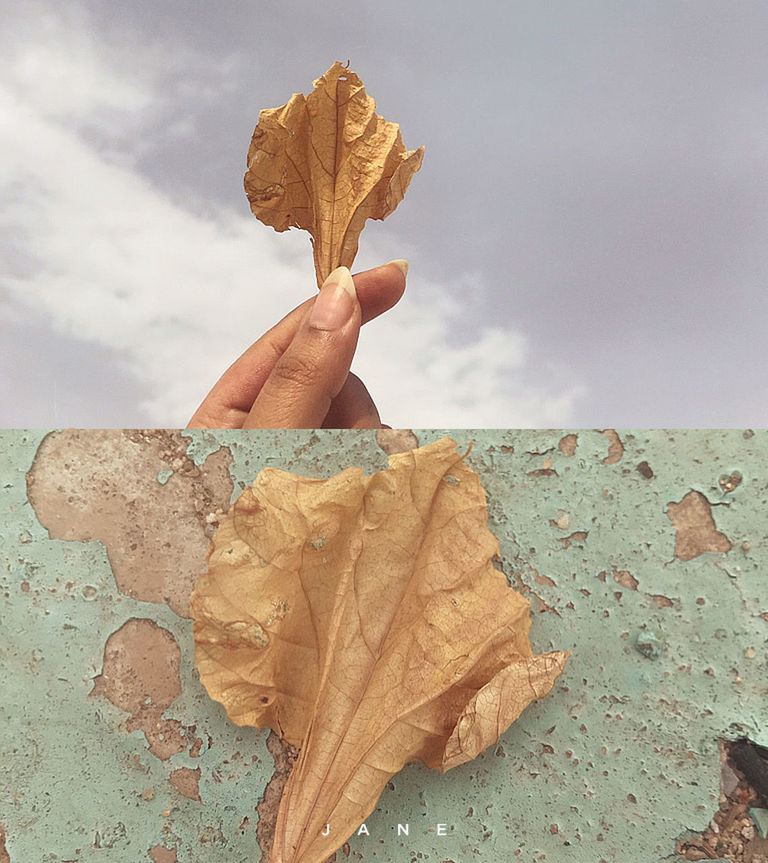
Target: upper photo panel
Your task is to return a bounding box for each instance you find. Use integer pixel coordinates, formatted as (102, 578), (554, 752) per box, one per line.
(2, 2), (767, 428)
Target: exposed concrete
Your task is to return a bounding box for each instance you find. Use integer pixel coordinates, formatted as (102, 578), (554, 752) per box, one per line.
(90, 617), (187, 760)
(27, 429), (233, 617)
(375, 428), (420, 454)
(148, 846), (178, 863)
(256, 732), (300, 862)
(667, 490), (733, 561)
(169, 767), (202, 802)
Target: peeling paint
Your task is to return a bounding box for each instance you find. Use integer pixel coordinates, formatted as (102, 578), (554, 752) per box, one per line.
(375, 428), (420, 454)
(558, 432), (578, 456)
(148, 846), (178, 863)
(169, 767), (202, 801)
(27, 429), (233, 617)
(257, 732), (300, 861)
(601, 428), (625, 465)
(614, 568), (639, 590)
(91, 618), (186, 760)
(667, 490), (732, 561)
(1, 429), (767, 862)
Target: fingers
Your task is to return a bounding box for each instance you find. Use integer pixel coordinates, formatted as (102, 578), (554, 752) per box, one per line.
(322, 373), (383, 429)
(187, 260), (407, 428)
(242, 266), (361, 428)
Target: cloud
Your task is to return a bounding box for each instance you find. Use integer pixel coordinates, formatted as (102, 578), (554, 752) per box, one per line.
(5, 15), (150, 124)
(350, 270), (586, 427)
(0, 3), (584, 427)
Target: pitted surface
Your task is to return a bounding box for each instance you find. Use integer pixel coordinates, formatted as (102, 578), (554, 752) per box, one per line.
(0, 429), (766, 861)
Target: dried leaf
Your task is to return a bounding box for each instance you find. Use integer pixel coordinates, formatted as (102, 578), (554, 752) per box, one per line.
(191, 438), (568, 863)
(244, 61), (424, 287)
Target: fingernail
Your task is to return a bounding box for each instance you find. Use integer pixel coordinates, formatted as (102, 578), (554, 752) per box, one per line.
(386, 258), (409, 278)
(309, 266), (356, 331)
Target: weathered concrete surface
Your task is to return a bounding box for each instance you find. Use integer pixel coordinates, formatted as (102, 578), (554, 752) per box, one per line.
(26, 430), (233, 617)
(1, 429), (766, 862)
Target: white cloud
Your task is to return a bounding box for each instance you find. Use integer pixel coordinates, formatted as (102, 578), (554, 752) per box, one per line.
(351, 276), (586, 427)
(0, 3), (583, 427)
(7, 21), (151, 123)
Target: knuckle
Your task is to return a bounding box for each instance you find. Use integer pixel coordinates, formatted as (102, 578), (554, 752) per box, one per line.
(272, 351), (319, 391)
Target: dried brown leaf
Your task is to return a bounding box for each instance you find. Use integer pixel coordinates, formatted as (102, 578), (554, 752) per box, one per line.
(244, 61), (424, 287)
(191, 438), (568, 863)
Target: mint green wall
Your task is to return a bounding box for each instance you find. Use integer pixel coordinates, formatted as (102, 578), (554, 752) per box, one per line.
(1, 430), (765, 862)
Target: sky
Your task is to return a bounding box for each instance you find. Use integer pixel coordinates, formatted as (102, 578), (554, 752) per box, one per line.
(2, 0), (768, 427)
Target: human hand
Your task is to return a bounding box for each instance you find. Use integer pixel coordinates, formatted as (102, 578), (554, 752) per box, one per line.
(187, 260), (407, 429)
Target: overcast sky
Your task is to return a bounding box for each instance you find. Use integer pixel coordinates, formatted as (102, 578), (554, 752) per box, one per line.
(2, 1), (768, 427)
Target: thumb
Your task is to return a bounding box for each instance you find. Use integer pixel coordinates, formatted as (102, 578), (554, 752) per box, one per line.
(243, 266), (361, 428)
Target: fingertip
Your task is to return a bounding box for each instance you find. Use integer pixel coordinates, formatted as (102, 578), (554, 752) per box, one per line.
(386, 258), (409, 278)
(353, 259), (408, 324)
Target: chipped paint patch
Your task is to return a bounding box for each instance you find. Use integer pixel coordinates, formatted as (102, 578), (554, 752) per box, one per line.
(667, 490), (732, 561)
(558, 432), (578, 456)
(169, 767), (202, 801)
(376, 428), (420, 454)
(91, 618), (186, 760)
(257, 732), (299, 860)
(601, 428), (625, 464)
(27, 429), (233, 617)
(613, 568), (639, 590)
